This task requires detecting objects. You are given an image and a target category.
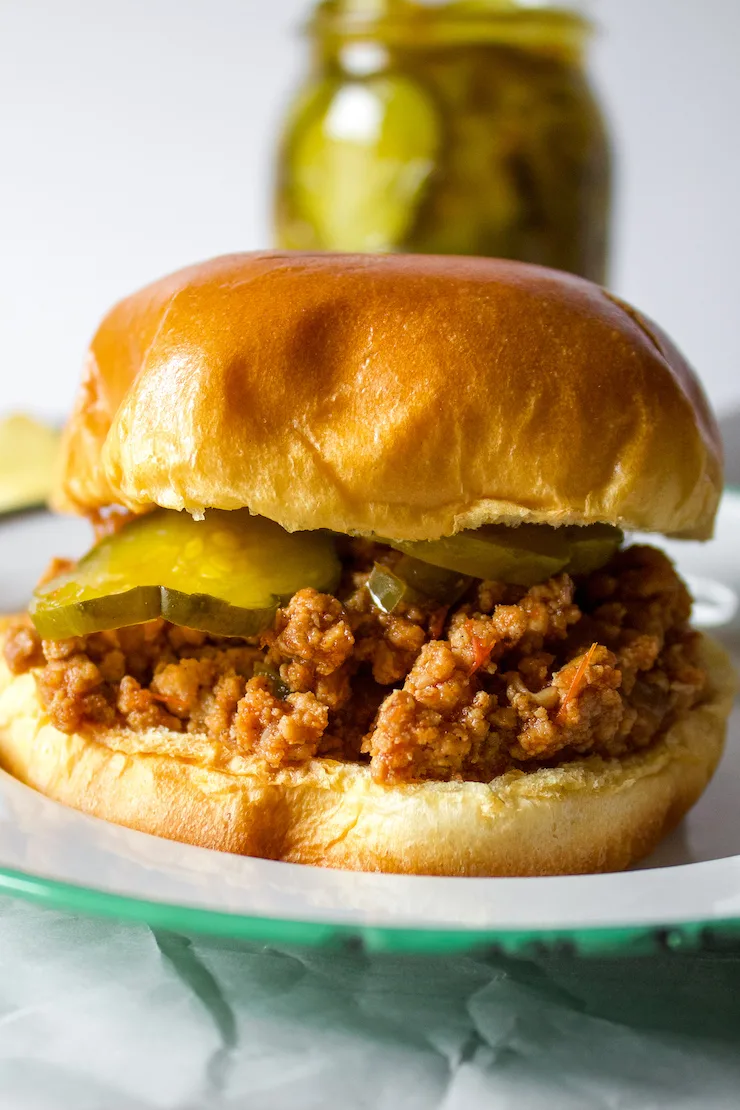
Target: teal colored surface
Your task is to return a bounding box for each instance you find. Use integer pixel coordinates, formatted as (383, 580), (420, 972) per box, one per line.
(2, 895), (740, 1106)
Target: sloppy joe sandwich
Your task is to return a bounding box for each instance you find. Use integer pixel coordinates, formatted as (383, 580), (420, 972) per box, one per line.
(0, 252), (734, 875)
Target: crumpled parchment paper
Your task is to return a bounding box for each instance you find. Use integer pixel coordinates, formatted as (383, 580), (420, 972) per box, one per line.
(0, 897), (739, 1109)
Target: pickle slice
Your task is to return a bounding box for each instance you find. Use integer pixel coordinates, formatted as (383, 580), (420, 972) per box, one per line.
(367, 557), (471, 614)
(389, 523), (624, 587)
(396, 556), (472, 604)
(563, 524), (624, 575)
(390, 525), (571, 588)
(31, 509), (341, 640)
(282, 74), (440, 251)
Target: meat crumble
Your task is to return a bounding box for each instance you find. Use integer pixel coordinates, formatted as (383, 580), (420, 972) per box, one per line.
(3, 543), (707, 785)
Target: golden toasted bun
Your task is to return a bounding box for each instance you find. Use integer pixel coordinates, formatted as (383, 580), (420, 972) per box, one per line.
(54, 253), (721, 540)
(0, 629), (733, 876)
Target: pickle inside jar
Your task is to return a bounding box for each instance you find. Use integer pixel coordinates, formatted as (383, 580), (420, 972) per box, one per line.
(31, 509), (341, 640)
(281, 73), (440, 252)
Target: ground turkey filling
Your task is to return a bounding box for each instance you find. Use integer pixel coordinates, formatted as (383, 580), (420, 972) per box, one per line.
(4, 541), (707, 785)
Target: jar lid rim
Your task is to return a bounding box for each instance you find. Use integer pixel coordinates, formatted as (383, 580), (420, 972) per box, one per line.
(309, 4), (592, 48)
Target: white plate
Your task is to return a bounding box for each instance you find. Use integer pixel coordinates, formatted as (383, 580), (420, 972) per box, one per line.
(0, 500), (738, 956)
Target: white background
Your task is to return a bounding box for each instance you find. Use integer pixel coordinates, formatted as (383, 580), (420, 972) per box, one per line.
(1, 0), (739, 419)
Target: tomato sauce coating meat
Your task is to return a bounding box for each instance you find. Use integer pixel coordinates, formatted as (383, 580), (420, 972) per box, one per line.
(4, 544), (706, 785)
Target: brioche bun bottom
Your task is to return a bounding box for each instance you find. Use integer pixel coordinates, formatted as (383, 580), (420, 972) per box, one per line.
(0, 629), (734, 876)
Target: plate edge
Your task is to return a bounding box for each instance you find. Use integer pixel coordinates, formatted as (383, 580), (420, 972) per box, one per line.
(1, 865), (739, 957)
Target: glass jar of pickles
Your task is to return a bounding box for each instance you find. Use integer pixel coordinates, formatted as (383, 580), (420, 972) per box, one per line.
(274, 0), (611, 282)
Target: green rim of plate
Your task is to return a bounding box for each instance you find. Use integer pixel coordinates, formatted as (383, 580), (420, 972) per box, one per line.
(1, 865), (740, 957)
(1, 489), (739, 957)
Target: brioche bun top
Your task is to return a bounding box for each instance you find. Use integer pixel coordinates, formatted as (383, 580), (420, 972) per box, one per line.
(55, 252), (722, 540)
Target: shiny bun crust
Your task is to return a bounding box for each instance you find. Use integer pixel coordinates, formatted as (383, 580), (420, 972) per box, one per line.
(0, 631), (733, 876)
(55, 252), (722, 540)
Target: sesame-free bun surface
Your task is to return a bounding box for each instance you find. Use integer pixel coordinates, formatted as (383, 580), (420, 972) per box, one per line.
(0, 629), (733, 876)
(55, 252), (722, 540)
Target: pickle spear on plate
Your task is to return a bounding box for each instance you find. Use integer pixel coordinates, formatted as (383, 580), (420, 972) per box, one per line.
(0, 414), (60, 515)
